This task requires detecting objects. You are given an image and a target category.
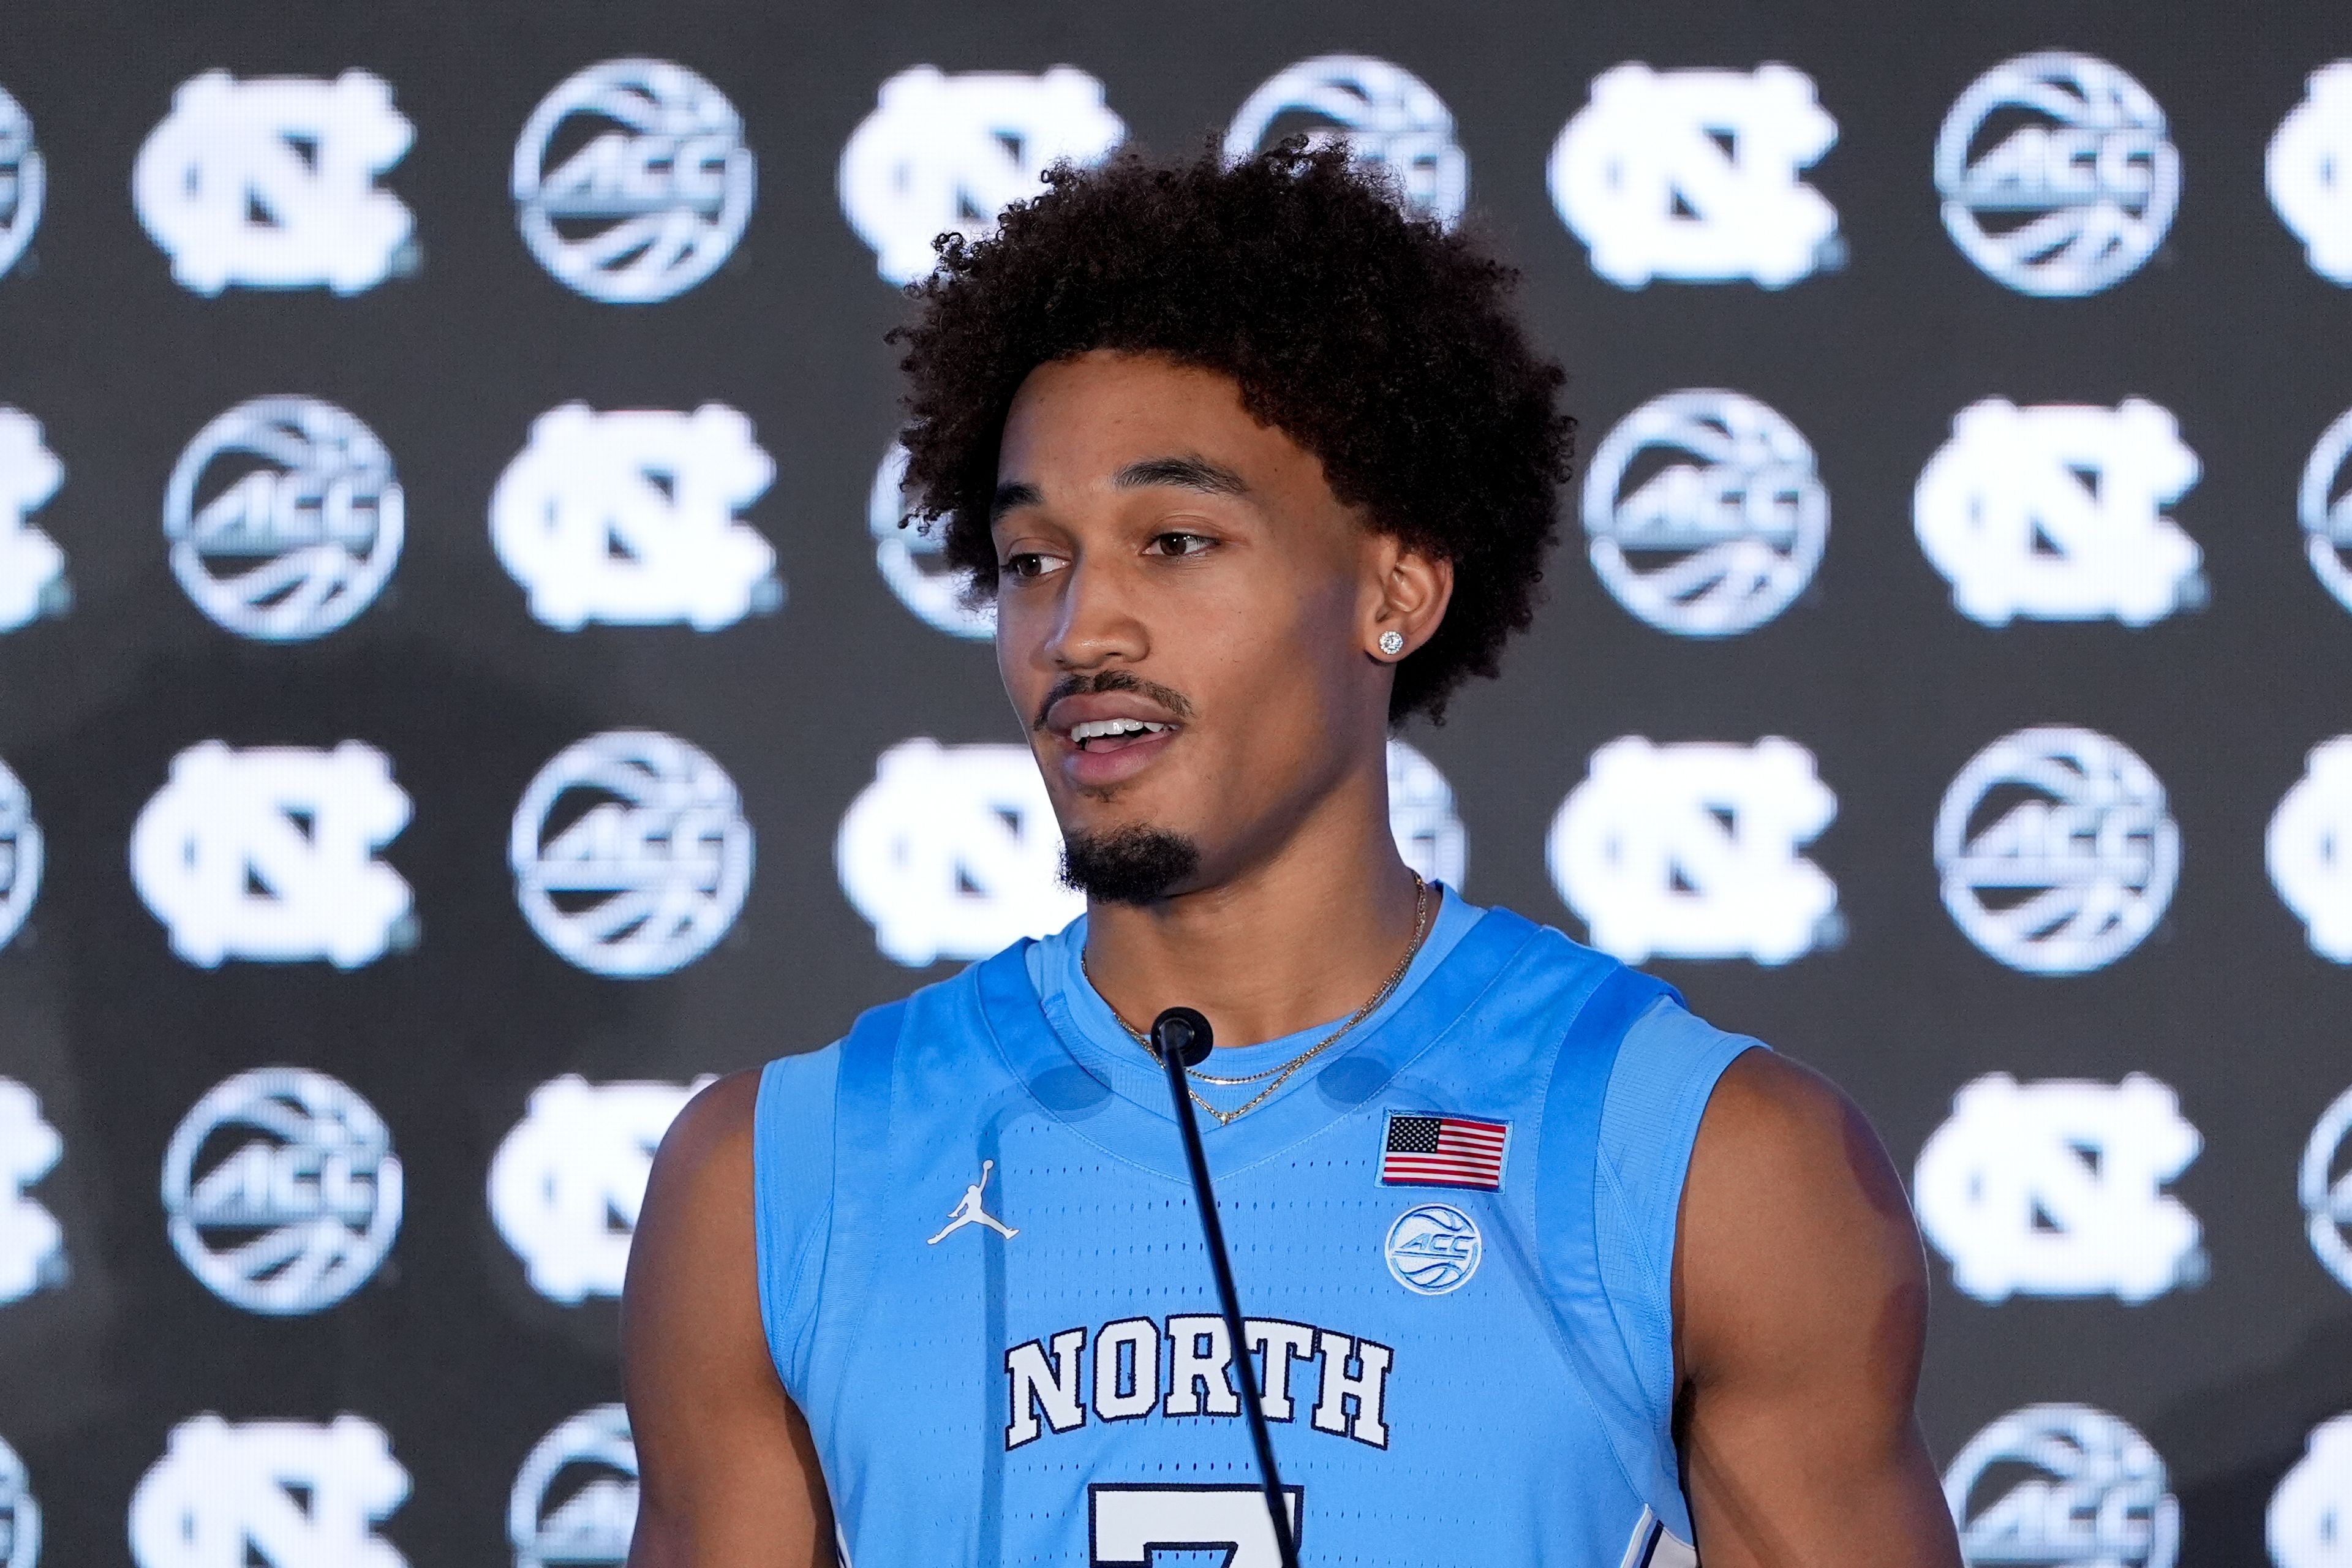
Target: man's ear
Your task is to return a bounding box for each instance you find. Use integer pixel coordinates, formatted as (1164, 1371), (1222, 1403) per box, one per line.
(1365, 538), (1453, 662)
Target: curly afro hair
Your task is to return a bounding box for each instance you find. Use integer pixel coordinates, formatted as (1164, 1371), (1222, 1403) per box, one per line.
(889, 136), (1572, 723)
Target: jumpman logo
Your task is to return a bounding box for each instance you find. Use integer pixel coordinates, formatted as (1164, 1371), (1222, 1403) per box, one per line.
(925, 1158), (1019, 1245)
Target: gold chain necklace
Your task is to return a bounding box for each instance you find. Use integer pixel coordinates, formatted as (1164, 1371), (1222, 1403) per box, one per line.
(1082, 873), (1431, 1127)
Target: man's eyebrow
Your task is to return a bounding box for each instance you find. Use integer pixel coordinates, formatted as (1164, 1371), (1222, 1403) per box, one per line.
(1111, 455), (1250, 496)
(991, 480), (1044, 521)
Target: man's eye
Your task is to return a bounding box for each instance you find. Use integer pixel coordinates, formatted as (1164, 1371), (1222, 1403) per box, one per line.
(1150, 532), (1213, 557)
(1001, 551), (1062, 579)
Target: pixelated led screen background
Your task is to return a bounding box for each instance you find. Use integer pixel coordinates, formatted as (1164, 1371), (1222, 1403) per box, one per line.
(2, 2), (2351, 1564)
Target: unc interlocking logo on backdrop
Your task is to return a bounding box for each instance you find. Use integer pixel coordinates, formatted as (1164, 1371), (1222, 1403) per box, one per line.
(1387, 739), (1467, 889)
(2269, 63), (2352, 285)
(2270, 1415), (2352, 1568)
(510, 732), (753, 978)
(513, 59), (753, 304)
(489, 1075), (714, 1304)
(509, 1405), (638, 1568)
(1548, 63), (1839, 289)
(162, 1066), (402, 1316)
(164, 398), (403, 641)
(492, 404), (778, 630)
(0, 1079), (62, 1305)
(837, 739), (1081, 967)
(130, 741), (413, 967)
(0, 1431), (37, 1568)
(869, 442), (992, 638)
(1945, 1405), (2177, 1568)
(1548, 736), (1838, 966)
(2269, 737), (2352, 963)
(1226, 56), (1466, 227)
(0, 755), (41, 952)
(1582, 390), (1827, 636)
(839, 66), (1126, 285)
(0, 408), (66, 631)
(133, 70), (413, 295)
(1915, 399), (2203, 627)
(0, 84), (43, 282)
(1934, 728), (2178, 974)
(2301, 1085), (2352, 1294)
(130, 1415), (409, 1568)
(1914, 1074), (2203, 1304)
(2296, 407), (2352, 615)
(1936, 53), (2178, 298)
(1383, 1204), (1481, 1296)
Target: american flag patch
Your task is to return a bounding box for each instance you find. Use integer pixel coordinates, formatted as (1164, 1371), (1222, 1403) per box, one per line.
(1379, 1112), (1510, 1190)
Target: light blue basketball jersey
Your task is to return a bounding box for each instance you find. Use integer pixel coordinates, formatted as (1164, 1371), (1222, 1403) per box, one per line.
(753, 888), (1761, 1567)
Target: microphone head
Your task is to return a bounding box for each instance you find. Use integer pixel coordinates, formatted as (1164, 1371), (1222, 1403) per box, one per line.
(1150, 1006), (1214, 1067)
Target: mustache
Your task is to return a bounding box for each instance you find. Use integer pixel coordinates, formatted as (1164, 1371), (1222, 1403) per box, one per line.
(1032, 668), (1196, 733)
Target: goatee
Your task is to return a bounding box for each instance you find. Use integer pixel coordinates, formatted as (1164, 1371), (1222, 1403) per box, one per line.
(1060, 826), (1201, 905)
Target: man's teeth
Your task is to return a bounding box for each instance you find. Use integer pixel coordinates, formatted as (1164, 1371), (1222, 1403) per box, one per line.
(1071, 718), (1171, 746)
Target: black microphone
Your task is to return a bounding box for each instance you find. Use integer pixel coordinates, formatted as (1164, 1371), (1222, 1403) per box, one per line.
(1151, 1006), (1302, 1568)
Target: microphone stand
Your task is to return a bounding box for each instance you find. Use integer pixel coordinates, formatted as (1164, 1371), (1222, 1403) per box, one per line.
(1152, 1006), (1302, 1568)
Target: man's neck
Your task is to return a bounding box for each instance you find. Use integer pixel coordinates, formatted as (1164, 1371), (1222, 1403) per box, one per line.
(1080, 795), (1430, 1051)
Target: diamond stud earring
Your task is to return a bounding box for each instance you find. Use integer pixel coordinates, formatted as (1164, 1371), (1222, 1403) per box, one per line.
(1377, 630), (1406, 656)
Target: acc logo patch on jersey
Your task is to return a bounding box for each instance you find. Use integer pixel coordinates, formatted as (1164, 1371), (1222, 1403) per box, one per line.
(162, 1066), (403, 1316)
(510, 1404), (638, 1568)
(1583, 389), (1827, 636)
(2270, 63), (2352, 286)
(1936, 53), (2177, 298)
(1914, 1073), (2203, 1304)
(130, 741), (415, 968)
(1943, 1404), (2178, 1568)
(489, 1075), (715, 1303)
(492, 403), (778, 630)
(134, 69), (414, 295)
(130, 1414), (410, 1568)
(0, 83), (45, 282)
(1384, 1203), (1482, 1295)
(513, 59), (754, 304)
(1550, 62), (1839, 289)
(1915, 398), (2202, 627)
(839, 66), (1125, 285)
(1548, 736), (1839, 966)
(1226, 55), (1466, 227)
(0, 1079), (62, 1306)
(1934, 726), (2177, 974)
(0, 407), (66, 631)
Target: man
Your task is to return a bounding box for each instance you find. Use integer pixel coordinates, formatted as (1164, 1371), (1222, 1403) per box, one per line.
(622, 141), (1964, 1567)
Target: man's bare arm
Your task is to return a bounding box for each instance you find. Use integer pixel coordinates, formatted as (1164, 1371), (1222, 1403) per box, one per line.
(1672, 1050), (1964, 1568)
(622, 1069), (832, 1567)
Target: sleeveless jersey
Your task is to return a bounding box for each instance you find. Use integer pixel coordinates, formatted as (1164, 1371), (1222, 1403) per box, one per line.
(753, 895), (1761, 1567)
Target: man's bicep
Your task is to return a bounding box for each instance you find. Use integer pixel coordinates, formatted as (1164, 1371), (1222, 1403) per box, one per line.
(1672, 1050), (1962, 1568)
(622, 1069), (832, 1568)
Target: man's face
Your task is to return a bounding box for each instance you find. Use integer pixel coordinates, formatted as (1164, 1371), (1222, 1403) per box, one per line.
(991, 349), (1404, 899)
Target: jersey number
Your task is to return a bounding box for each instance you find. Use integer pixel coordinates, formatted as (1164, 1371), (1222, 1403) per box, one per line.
(1088, 1483), (1304, 1567)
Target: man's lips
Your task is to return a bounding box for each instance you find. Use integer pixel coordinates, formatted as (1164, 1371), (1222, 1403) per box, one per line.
(1042, 693), (1185, 787)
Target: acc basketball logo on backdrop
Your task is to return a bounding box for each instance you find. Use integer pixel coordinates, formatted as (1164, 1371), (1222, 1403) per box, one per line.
(162, 1066), (402, 1316)
(1945, 1404), (2177, 1568)
(0, 755), (42, 952)
(1914, 1073), (2203, 1304)
(2269, 63), (2352, 285)
(513, 59), (753, 304)
(0, 84), (43, 281)
(509, 1405), (638, 1568)
(869, 442), (993, 638)
(2270, 1415), (2352, 1568)
(2269, 737), (2352, 963)
(1915, 399), (2203, 627)
(0, 408), (66, 631)
(1548, 736), (1838, 966)
(1936, 53), (2178, 298)
(1935, 727), (2177, 975)
(1548, 62), (1839, 289)
(134, 70), (413, 295)
(492, 404), (778, 630)
(164, 397), (404, 641)
(839, 66), (1126, 285)
(510, 731), (753, 978)
(489, 1075), (714, 1305)
(0, 1430), (34, 1568)
(130, 1415), (409, 1568)
(1582, 390), (1827, 636)
(1226, 55), (1466, 227)
(131, 741), (414, 968)
(2301, 1085), (2352, 1294)
(2296, 407), (2352, 614)
(0, 1079), (61, 1307)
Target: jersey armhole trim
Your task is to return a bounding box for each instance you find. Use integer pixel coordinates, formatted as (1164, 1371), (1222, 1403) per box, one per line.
(752, 1052), (839, 1399)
